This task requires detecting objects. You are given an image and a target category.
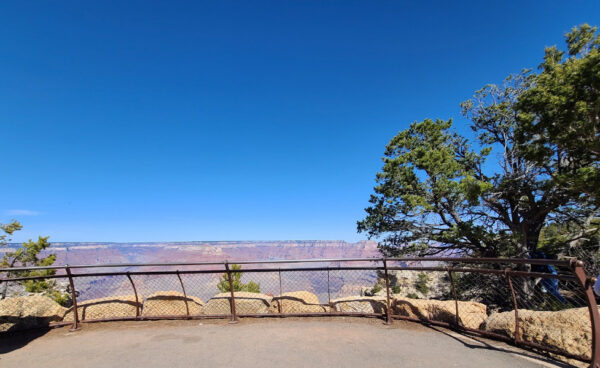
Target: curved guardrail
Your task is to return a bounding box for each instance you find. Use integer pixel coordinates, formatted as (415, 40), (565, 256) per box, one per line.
(1, 257), (598, 367)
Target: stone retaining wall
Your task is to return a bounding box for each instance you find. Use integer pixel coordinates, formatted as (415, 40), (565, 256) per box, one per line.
(269, 291), (328, 313)
(393, 297), (487, 329)
(142, 291), (204, 316)
(0, 295), (66, 332)
(63, 295), (141, 321)
(0, 292), (595, 363)
(485, 307), (593, 360)
(203, 292), (272, 315)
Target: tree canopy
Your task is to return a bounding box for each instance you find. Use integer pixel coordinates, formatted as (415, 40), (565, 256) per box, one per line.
(358, 25), (600, 259)
(0, 221), (66, 303)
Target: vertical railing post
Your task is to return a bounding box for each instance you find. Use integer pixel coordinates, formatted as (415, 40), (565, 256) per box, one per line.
(225, 262), (238, 323)
(278, 268), (283, 314)
(447, 267), (459, 328)
(65, 266), (79, 331)
(327, 267), (331, 311)
(504, 268), (520, 344)
(383, 258), (392, 325)
(176, 270), (190, 317)
(571, 259), (600, 368)
(126, 272), (140, 318)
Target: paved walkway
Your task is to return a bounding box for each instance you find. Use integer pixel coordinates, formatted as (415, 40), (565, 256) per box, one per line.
(0, 318), (572, 368)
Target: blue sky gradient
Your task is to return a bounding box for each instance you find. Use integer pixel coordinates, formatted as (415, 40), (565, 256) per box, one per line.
(1, 1), (599, 242)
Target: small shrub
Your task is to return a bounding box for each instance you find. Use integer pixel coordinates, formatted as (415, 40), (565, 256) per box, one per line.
(391, 285), (401, 294)
(47, 289), (70, 306)
(372, 283), (382, 294)
(23, 278), (70, 306)
(217, 264), (261, 293)
(406, 292), (419, 299)
(244, 281), (261, 293)
(415, 273), (430, 294)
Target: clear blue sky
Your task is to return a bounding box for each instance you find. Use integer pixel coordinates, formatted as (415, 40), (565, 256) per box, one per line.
(1, 1), (599, 242)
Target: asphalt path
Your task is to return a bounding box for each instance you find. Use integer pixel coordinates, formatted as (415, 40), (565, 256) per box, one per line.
(0, 318), (575, 368)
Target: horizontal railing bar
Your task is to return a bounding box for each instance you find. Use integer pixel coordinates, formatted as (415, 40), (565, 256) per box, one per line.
(0, 274), (67, 282)
(1, 266), (578, 283)
(0, 258), (383, 272)
(0, 266), (385, 282)
(229, 258), (382, 265)
(0, 261), (228, 272)
(228, 266), (384, 273)
(0, 269), (226, 282)
(507, 270), (577, 281)
(386, 266), (577, 281)
(0, 256), (575, 273)
(386, 257), (573, 266)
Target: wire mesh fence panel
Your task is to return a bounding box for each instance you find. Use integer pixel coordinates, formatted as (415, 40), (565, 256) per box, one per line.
(566, 247), (600, 277)
(328, 268), (382, 314)
(69, 274), (138, 321)
(229, 270), (278, 315)
(450, 271), (512, 331)
(389, 270), (452, 300)
(178, 272), (223, 316)
(130, 273), (187, 317)
(389, 269), (466, 327)
(0, 268), (70, 305)
(187, 270), (237, 316)
(277, 270), (329, 314)
(0, 258), (597, 366)
(509, 274), (592, 361)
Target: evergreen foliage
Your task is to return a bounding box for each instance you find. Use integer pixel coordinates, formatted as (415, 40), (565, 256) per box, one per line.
(0, 221), (68, 304)
(358, 25), (600, 259)
(216, 264), (261, 293)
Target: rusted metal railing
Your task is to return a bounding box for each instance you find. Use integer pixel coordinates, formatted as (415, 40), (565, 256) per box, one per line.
(0, 256), (598, 367)
(224, 261), (238, 323)
(126, 272), (140, 317)
(65, 266), (79, 331)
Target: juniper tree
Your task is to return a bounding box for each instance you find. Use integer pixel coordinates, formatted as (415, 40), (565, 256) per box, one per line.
(515, 24), (600, 254)
(358, 25), (600, 259)
(0, 221), (67, 304)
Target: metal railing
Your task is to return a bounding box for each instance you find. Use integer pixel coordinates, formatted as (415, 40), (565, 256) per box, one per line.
(1, 257), (598, 367)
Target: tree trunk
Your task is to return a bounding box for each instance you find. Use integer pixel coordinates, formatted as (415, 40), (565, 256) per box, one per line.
(516, 222), (544, 298)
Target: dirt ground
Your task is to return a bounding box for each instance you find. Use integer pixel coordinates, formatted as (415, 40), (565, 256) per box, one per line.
(0, 317), (576, 368)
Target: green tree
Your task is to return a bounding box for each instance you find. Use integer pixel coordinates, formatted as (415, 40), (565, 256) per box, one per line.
(358, 25), (599, 259)
(515, 24), (600, 253)
(517, 25), (600, 206)
(216, 264), (261, 293)
(0, 221), (67, 304)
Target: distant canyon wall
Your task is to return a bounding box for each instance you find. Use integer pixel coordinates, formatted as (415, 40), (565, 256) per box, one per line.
(2, 240), (381, 265)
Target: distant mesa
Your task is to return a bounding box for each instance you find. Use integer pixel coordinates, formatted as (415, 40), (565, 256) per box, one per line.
(1, 240), (380, 265)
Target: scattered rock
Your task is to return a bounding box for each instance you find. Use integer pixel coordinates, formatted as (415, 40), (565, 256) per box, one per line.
(393, 297), (487, 329)
(269, 291), (328, 313)
(63, 295), (141, 321)
(0, 295), (67, 332)
(366, 270), (449, 299)
(484, 307), (593, 360)
(1, 279), (71, 299)
(331, 296), (387, 313)
(203, 292), (272, 315)
(142, 291), (203, 316)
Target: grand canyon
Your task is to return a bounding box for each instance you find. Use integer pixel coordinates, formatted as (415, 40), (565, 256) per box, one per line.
(14, 240), (381, 265)
(2, 241), (382, 305)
